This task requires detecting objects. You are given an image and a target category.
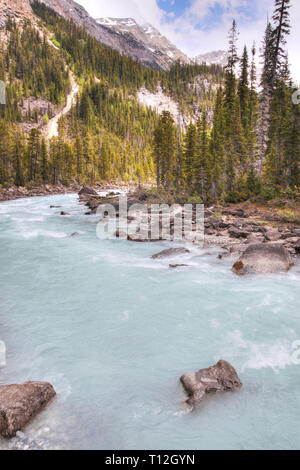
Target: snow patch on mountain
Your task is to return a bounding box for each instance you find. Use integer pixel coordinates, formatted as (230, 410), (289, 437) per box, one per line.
(194, 50), (228, 67)
(97, 18), (119, 27)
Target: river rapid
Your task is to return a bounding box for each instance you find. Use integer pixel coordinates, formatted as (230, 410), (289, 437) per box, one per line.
(0, 193), (299, 450)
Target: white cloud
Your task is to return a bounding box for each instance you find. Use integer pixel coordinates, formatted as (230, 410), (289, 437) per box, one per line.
(76, 0), (300, 80)
(76, 0), (165, 26)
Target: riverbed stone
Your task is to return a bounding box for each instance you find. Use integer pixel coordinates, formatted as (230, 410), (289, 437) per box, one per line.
(169, 264), (189, 269)
(233, 243), (294, 275)
(0, 382), (56, 438)
(180, 360), (242, 408)
(229, 227), (248, 239)
(294, 239), (300, 254)
(265, 229), (282, 241)
(78, 186), (98, 196)
(151, 247), (190, 259)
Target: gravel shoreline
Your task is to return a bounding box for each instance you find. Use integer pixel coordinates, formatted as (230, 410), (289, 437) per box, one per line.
(0, 183), (134, 202)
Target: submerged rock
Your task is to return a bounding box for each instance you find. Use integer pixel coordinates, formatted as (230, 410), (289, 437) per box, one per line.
(169, 264), (189, 269)
(181, 360), (242, 409)
(0, 382), (56, 438)
(60, 211), (70, 216)
(151, 247), (190, 259)
(233, 243), (294, 275)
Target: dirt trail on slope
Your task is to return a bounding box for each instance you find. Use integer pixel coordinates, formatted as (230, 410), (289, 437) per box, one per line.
(46, 71), (79, 139)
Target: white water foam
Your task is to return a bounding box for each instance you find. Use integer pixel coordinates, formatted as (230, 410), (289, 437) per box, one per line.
(21, 230), (68, 240)
(227, 330), (294, 372)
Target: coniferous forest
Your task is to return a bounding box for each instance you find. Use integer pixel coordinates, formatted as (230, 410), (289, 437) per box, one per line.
(154, 0), (299, 203)
(0, 0), (299, 204)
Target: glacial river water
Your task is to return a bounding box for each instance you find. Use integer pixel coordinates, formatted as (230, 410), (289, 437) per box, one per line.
(0, 194), (299, 450)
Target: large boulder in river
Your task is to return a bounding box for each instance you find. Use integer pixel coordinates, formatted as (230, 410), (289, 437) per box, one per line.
(78, 186), (98, 196)
(0, 382), (56, 438)
(151, 247), (190, 259)
(181, 360), (242, 409)
(233, 243), (294, 275)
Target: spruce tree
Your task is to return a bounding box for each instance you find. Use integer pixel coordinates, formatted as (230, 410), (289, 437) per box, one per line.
(194, 114), (211, 201)
(259, 1), (291, 166)
(259, 21), (274, 166)
(182, 122), (197, 192)
(238, 46), (250, 131)
(271, 0), (291, 85)
(154, 111), (177, 190)
(209, 88), (226, 200)
(40, 137), (48, 183)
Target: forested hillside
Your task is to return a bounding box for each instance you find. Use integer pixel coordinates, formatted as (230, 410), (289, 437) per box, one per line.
(0, 0), (224, 187)
(153, 0), (300, 203)
(0, 0), (298, 204)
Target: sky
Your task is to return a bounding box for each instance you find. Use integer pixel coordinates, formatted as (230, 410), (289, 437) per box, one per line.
(76, 0), (300, 80)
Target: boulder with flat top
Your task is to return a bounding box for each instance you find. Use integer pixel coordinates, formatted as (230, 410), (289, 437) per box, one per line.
(151, 247), (190, 259)
(233, 243), (294, 275)
(78, 186), (98, 196)
(181, 360), (242, 408)
(0, 382), (56, 438)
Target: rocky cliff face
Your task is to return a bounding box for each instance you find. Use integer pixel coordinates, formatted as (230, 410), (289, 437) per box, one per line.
(35, 0), (189, 70)
(1, 1), (224, 73)
(0, 0), (36, 28)
(97, 17), (190, 70)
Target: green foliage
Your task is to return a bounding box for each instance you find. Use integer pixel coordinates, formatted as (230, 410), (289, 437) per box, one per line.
(0, 1), (225, 188)
(154, 111), (177, 189)
(152, 1), (299, 204)
(0, 0), (298, 200)
(51, 37), (61, 49)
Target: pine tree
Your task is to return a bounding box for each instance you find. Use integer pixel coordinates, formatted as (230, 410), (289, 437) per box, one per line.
(287, 100), (300, 187)
(238, 46), (250, 131)
(194, 114), (211, 201)
(264, 81), (291, 186)
(225, 20), (239, 110)
(259, 1), (291, 166)
(28, 128), (40, 182)
(271, 0), (291, 85)
(40, 137), (48, 183)
(182, 122), (197, 191)
(75, 132), (83, 181)
(13, 128), (24, 186)
(154, 111), (177, 189)
(209, 88), (226, 199)
(247, 43), (259, 188)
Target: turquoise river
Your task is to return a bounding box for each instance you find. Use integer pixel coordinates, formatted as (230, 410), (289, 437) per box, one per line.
(0, 194), (299, 450)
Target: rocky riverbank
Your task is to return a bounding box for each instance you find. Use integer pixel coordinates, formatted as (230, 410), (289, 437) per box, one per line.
(0, 182), (135, 202)
(79, 187), (300, 259)
(0, 183), (80, 202)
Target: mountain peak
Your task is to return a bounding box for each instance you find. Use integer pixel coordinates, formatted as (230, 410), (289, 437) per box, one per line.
(96, 16), (190, 70)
